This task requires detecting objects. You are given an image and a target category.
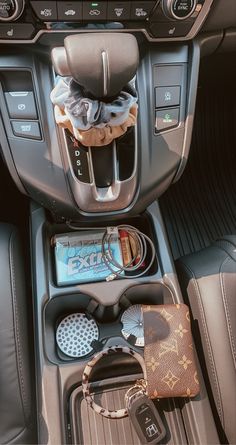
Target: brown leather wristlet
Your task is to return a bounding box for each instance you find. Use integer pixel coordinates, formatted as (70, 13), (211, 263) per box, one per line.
(142, 304), (200, 399)
(82, 304), (200, 420)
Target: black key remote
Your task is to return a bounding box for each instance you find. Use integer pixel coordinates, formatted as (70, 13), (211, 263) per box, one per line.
(126, 390), (166, 444)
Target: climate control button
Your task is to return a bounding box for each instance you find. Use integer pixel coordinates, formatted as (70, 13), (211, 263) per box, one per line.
(107, 2), (131, 21)
(163, 0), (197, 20)
(30, 1), (57, 20)
(0, 0), (24, 21)
(57, 1), (82, 21)
(130, 1), (155, 20)
(0, 0), (16, 20)
(83, 1), (107, 21)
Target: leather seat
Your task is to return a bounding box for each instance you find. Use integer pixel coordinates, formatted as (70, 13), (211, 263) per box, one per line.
(176, 236), (236, 444)
(0, 224), (36, 444)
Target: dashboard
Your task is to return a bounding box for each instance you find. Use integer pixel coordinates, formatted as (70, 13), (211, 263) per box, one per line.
(0, 0), (216, 43)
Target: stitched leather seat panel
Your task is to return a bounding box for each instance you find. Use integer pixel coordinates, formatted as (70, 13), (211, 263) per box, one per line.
(176, 235), (236, 444)
(0, 224), (35, 444)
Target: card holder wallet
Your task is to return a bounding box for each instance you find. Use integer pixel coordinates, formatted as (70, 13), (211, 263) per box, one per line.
(142, 304), (200, 399)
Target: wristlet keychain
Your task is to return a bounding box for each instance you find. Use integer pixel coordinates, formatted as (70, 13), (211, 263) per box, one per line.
(82, 345), (146, 419)
(81, 345), (166, 444)
(82, 304), (200, 444)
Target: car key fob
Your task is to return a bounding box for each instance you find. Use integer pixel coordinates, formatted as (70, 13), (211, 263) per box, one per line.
(126, 387), (166, 444)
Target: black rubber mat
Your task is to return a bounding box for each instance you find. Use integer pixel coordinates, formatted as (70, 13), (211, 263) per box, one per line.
(160, 84), (236, 260)
(70, 377), (187, 445)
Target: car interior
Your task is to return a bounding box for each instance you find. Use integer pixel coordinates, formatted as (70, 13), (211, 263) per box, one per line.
(0, 0), (235, 444)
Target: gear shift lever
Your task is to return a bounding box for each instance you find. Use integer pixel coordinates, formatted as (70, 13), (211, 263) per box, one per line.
(50, 33), (139, 205)
(51, 33), (139, 99)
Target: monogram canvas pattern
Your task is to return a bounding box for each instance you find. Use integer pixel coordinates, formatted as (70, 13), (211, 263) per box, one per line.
(142, 304), (200, 399)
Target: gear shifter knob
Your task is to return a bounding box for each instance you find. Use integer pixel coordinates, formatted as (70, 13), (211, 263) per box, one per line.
(51, 33), (139, 99)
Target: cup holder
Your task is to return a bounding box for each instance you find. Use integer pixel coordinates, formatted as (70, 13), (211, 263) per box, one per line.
(44, 283), (174, 364)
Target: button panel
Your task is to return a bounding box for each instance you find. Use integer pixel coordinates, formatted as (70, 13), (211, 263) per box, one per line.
(0, 0), (209, 41)
(154, 65), (183, 134)
(5, 91), (37, 119)
(11, 120), (41, 139)
(155, 108), (179, 132)
(2, 71), (42, 140)
(29, 0), (156, 21)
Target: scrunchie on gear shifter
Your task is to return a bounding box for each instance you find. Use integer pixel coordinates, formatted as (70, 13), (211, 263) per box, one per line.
(50, 76), (138, 146)
(50, 33), (139, 147)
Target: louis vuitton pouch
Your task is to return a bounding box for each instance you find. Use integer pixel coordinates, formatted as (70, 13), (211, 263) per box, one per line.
(142, 304), (200, 399)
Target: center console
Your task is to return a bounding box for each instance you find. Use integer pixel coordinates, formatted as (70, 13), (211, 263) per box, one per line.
(0, 0), (224, 442)
(0, 41), (199, 217)
(30, 201), (220, 444)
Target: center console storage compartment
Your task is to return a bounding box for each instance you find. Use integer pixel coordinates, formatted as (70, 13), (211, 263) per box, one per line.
(46, 213), (159, 288)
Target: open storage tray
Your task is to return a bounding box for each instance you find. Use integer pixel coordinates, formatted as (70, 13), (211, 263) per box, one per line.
(69, 374), (187, 445)
(45, 213), (159, 288)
